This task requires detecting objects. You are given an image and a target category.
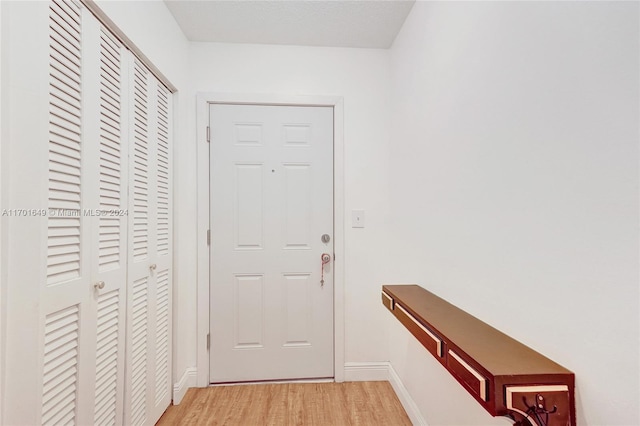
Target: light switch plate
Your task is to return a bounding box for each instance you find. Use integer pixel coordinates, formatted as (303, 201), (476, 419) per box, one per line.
(352, 210), (365, 228)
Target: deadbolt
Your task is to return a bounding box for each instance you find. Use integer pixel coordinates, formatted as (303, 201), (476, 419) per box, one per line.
(321, 234), (331, 243)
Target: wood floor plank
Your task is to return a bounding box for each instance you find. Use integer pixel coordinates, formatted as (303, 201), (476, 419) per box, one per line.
(321, 383), (351, 425)
(263, 384), (289, 425)
(156, 381), (412, 426)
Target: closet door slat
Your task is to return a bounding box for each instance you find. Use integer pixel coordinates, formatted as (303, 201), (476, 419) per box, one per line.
(47, 0), (82, 285)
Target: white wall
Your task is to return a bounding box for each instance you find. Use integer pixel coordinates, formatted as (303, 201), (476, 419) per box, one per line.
(0, 0), (6, 419)
(2, 3), (52, 420)
(189, 42), (393, 368)
(93, 0), (194, 399)
(387, 2), (639, 425)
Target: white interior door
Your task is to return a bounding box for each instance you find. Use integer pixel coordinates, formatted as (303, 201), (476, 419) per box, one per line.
(209, 104), (334, 383)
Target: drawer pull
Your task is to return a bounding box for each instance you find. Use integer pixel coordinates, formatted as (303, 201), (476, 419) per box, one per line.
(449, 350), (488, 401)
(382, 291), (394, 310)
(397, 304), (442, 357)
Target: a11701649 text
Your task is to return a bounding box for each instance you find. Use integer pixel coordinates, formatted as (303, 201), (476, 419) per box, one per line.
(1, 209), (129, 217)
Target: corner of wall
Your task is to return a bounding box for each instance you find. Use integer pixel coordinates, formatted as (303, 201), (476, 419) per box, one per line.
(344, 361), (391, 382)
(0, 1), (7, 421)
(387, 363), (429, 426)
(173, 367), (198, 405)
(343, 362), (428, 426)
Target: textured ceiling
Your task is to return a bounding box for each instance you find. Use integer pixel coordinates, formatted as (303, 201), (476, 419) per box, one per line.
(164, 0), (415, 48)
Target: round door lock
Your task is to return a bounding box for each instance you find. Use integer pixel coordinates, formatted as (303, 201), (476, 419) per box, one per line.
(321, 234), (331, 244)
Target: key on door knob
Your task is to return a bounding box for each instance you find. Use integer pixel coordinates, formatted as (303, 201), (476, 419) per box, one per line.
(320, 253), (331, 287)
(94, 281), (105, 290)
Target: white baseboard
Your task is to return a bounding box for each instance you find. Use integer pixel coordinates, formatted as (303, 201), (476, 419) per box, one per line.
(344, 361), (392, 381)
(387, 363), (428, 426)
(343, 362), (427, 425)
(173, 367), (197, 405)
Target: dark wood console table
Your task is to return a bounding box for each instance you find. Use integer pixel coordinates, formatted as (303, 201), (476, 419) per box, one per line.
(382, 284), (575, 426)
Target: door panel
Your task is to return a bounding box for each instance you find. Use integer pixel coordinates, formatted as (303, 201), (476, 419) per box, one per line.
(91, 26), (128, 426)
(125, 57), (153, 426)
(283, 164), (312, 248)
(210, 104), (334, 383)
(41, 304), (81, 425)
(234, 274), (264, 348)
(235, 163), (264, 249)
(93, 288), (123, 425)
(37, 4), (128, 425)
(41, 2), (93, 424)
(125, 59), (172, 426)
(283, 273), (312, 346)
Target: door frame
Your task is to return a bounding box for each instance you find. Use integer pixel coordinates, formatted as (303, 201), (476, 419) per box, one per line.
(195, 93), (345, 387)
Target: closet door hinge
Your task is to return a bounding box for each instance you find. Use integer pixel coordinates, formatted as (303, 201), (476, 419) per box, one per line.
(207, 229), (211, 246)
(206, 126), (210, 143)
(206, 333), (210, 350)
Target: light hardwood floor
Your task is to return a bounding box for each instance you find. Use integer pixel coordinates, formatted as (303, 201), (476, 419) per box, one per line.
(156, 381), (412, 425)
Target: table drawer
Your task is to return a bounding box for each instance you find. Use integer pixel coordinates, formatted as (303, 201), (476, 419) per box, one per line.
(382, 291), (394, 311)
(395, 303), (443, 358)
(448, 350), (488, 401)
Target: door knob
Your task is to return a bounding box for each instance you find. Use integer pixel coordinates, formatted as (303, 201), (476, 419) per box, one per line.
(94, 281), (105, 290)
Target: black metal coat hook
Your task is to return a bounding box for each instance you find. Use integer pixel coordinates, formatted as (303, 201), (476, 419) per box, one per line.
(518, 393), (558, 426)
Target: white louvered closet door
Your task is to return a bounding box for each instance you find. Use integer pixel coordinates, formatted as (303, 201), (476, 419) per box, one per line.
(124, 58), (173, 426)
(40, 2), (130, 425)
(2, 1), (172, 424)
(86, 24), (129, 426)
(41, 1), (94, 424)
